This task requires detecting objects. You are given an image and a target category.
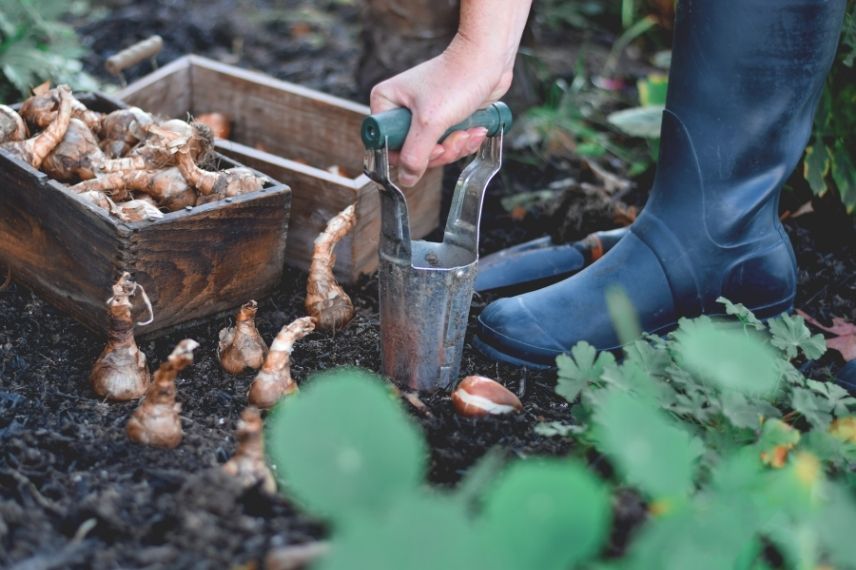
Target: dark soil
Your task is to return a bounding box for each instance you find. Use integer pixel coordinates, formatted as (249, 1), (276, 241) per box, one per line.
(2, 1), (855, 569)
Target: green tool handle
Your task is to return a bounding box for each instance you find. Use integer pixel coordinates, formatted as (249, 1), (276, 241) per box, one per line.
(361, 102), (512, 151)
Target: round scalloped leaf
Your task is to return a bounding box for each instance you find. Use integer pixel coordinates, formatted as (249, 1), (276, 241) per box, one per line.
(477, 459), (611, 570)
(266, 367), (426, 523)
(316, 492), (478, 570)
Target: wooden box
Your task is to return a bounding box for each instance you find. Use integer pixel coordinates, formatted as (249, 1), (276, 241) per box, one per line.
(118, 55), (442, 283)
(0, 93), (291, 337)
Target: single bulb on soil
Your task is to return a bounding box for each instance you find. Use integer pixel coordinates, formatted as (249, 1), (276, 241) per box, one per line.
(451, 375), (523, 417)
(127, 339), (199, 448)
(222, 406), (276, 493)
(248, 317), (315, 409)
(305, 204), (356, 332)
(218, 300), (268, 375)
(90, 272), (152, 401)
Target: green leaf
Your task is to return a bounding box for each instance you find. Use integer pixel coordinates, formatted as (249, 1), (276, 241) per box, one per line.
(720, 391), (774, 430)
(592, 390), (704, 499)
(756, 419), (800, 467)
(606, 286), (642, 345)
(800, 429), (856, 469)
(803, 143), (831, 196)
(478, 460), (611, 570)
(607, 105), (665, 138)
(317, 492), (478, 570)
(266, 368), (426, 523)
(623, 337), (672, 377)
(555, 341), (616, 403)
(637, 73), (668, 107)
(677, 319), (782, 396)
(624, 497), (760, 570)
(830, 139), (856, 214)
(806, 379), (856, 418)
(816, 483), (856, 568)
(455, 449), (506, 507)
(717, 296), (765, 330)
(768, 314), (827, 360)
(790, 388), (833, 430)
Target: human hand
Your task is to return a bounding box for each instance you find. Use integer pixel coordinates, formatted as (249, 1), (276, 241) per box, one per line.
(370, 33), (514, 187)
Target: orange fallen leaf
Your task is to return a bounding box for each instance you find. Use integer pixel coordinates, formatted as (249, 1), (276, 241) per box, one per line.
(797, 309), (856, 362)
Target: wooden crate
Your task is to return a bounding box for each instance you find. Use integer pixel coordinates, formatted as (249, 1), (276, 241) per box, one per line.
(0, 93), (291, 337)
(118, 55), (442, 283)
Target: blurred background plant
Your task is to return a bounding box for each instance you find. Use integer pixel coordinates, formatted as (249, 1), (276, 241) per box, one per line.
(804, 3), (856, 213)
(0, 0), (98, 102)
(519, 0), (856, 216)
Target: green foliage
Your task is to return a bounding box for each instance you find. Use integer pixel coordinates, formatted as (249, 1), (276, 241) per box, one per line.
(517, 75), (657, 177)
(593, 389), (703, 499)
(0, 0), (96, 102)
(768, 313), (827, 360)
(268, 368), (612, 570)
(266, 306), (856, 570)
(478, 460), (610, 570)
(549, 299), (856, 568)
(556, 341), (615, 402)
(804, 2), (856, 213)
(266, 368), (425, 524)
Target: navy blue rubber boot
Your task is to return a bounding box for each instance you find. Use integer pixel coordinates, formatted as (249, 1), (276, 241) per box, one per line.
(476, 0), (847, 367)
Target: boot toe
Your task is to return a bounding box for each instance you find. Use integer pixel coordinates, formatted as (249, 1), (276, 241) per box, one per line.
(477, 297), (568, 367)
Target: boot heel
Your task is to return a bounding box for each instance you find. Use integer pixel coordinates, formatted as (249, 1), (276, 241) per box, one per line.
(721, 240), (797, 317)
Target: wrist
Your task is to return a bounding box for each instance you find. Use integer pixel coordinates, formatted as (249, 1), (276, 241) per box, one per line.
(445, 31), (516, 76)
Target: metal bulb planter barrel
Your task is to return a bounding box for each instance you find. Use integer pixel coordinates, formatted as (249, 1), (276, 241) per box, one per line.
(362, 103), (512, 392)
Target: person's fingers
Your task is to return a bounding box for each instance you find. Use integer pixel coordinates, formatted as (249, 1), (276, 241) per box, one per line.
(396, 112), (451, 187)
(426, 127), (488, 168)
(369, 82), (402, 114)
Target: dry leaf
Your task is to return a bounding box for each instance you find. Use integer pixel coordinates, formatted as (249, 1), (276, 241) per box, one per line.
(797, 309), (856, 362)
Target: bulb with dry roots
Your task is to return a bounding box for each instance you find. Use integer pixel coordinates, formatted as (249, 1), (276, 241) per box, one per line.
(175, 144), (265, 203)
(451, 375), (523, 418)
(114, 196), (164, 222)
(218, 300), (268, 374)
(76, 189), (117, 211)
(19, 83), (103, 132)
(0, 105), (28, 143)
(41, 118), (106, 181)
(71, 167), (196, 211)
(99, 107), (154, 158)
(305, 204), (357, 332)
(100, 120), (213, 173)
(222, 406), (276, 493)
(91, 272), (154, 401)
(1, 86), (73, 169)
(248, 317), (315, 409)
(127, 339), (198, 448)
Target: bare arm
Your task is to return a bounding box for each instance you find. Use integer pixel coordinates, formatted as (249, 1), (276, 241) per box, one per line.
(370, 0), (533, 187)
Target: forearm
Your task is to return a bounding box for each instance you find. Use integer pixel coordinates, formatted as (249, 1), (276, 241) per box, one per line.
(454, 0), (533, 73)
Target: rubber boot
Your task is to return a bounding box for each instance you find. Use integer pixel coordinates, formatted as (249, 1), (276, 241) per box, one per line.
(475, 0), (847, 367)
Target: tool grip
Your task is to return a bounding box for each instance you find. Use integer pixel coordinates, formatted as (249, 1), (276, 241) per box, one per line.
(105, 36), (163, 76)
(361, 102), (512, 151)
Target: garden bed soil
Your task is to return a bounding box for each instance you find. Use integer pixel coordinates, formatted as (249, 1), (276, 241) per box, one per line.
(3, 1), (856, 568)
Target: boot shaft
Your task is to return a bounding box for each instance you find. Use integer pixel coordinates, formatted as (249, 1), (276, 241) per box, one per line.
(648, 0), (846, 244)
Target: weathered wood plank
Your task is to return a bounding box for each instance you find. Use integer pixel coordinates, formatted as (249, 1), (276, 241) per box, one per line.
(0, 151), (125, 332)
(129, 185), (290, 333)
(115, 57), (193, 120)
